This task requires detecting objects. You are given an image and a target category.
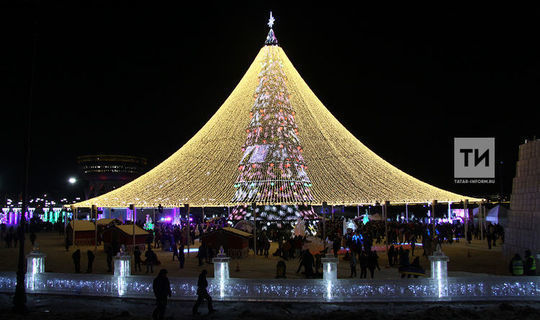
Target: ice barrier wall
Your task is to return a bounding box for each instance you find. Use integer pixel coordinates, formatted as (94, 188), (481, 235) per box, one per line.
(0, 272), (538, 302)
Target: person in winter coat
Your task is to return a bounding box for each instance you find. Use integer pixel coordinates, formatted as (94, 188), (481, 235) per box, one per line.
(349, 250), (357, 277)
(72, 249), (81, 273)
(192, 269), (216, 315)
(106, 246), (113, 272)
(387, 245), (395, 267)
(86, 250), (95, 273)
(333, 236), (341, 258)
(172, 242), (179, 261)
(152, 269), (172, 320)
(146, 247), (156, 274)
(134, 246), (142, 272)
(178, 243), (185, 269)
(407, 256), (425, 278)
(29, 232), (36, 247)
(367, 250), (381, 279)
(398, 249), (410, 278)
(359, 250), (368, 279)
(524, 250), (537, 276)
(509, 253), (524, 276)
(197, 243), (207, 266)
(303, 250), (315, 278)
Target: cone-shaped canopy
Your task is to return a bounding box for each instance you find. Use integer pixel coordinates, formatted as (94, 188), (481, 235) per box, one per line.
(74, 36), (480, 208)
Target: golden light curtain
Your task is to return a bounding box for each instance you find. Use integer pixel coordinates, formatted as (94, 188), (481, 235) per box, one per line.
(73, 45), (481, 208)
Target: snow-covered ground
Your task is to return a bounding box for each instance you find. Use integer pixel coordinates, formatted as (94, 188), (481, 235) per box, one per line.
(1, 293), (539, 320)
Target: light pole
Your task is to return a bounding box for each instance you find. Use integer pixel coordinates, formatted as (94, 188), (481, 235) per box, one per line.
(252, 202), (257, 256)
(92, 205), (97, 252)
(14, 22), (38, 313)
(68, 177), (79, 246)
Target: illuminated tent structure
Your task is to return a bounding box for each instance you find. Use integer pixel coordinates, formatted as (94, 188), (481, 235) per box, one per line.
(74, 19), (480, 210)
(472, 205), (508, 225)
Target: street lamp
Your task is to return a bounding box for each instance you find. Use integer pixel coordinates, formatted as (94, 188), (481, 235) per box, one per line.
(68, 177), (77, 185)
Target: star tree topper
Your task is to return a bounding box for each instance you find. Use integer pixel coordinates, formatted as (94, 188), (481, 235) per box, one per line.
(268, 11), (275, 28)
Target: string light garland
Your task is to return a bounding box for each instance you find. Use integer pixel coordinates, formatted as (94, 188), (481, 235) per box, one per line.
(73, 25), (481, 209)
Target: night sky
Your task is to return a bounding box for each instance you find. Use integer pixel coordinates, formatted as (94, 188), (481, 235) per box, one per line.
(1, 3), (538, 201)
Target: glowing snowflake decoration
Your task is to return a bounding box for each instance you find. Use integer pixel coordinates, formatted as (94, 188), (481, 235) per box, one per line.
(268, 11), (275, 28)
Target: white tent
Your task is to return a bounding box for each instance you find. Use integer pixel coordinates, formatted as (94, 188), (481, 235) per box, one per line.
(472, 204), (508, 225)
(486, 205), (509, 225)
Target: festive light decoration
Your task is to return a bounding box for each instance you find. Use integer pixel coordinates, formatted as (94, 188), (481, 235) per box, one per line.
(172, 207), (181, 225)
(232, 43), (314, 205)
(0, 208), (8, 224)
(72, 17), (480, 210)
(143, 214), (154, 230)
(26, 251), (46, 291)
(213, 247), (230, 298)
(429, 247), (450, 298)
(229, 204), (316, 221)
(3, 208), (34, 225)
(362, 212), (370, 225)
(267, 11), (275, 28)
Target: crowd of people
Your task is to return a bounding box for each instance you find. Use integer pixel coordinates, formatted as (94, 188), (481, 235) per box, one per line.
(2, 214), (535, 280)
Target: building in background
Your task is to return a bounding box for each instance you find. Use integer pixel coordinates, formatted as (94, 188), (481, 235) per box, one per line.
(77, 155), (147, 199)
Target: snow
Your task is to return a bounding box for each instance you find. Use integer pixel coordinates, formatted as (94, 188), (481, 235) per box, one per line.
(1, 293), (539, 320)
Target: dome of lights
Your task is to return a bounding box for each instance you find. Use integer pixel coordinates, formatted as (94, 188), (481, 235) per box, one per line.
(73, 16), (480, 209)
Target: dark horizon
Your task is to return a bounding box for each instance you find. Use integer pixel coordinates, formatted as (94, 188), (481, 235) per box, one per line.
(1, 3), (538, 202)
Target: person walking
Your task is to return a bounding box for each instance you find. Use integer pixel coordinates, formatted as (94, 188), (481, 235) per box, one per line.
(65, 235), (70, 252)
(29, 232), (36, 247)
(172, 242), (179, 261)
(349, 250), (357, 278)
(524, 250), (537, 276)
(86, 250), (95, 273)
(303, 250), (315, 278)
(197, 242), (207, 266)
(13, 229), (18, 248)
(393, 246), (400, 266)
(398, 249), (410, 278)
(134, 246), (142, 272)
(410, 237), (416, 256)
(146, 247), (156, 274)
(466, 227), (472, 244)
(367, 250), (380, 279)
(263, 237), (270, 258)
(152, 269), (172, 320)
(333, 236), (341, 258)
(509, 253), (524, 276)
(106, 246), (113, 272)
(359, 250), (368, 279)
(72, 249), (81, 273)
(192, 269), (216, 315)
(387, 245), (395, 267)
(178, 243), (185, 269)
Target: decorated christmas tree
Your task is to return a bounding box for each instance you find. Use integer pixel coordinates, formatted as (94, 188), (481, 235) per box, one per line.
(143, 214), (154, 230)
(230, 13), (317, 221)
